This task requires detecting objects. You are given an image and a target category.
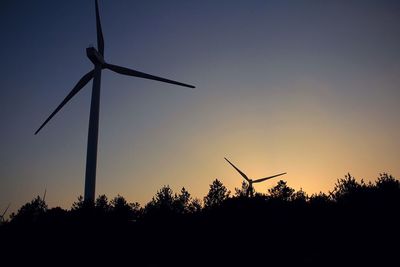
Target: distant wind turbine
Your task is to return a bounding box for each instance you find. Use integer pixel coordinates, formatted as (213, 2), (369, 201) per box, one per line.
(0, 203), (10, 223)
(224, 157), (286, 197)
(42, 189), (47, 203)
(35, 0), (195, 204)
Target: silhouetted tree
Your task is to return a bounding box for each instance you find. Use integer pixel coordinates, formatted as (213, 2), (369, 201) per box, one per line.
(70, 195), (98, 220)
(173, 187), (192, 214)
(145, 185), (178, 218)
(309, 192), (330, 207)
(291, 188), (308, 203)
(173, 188), (203, 214)
(235, 180), (251, 197)
(376, 173), (400, 193)
(187, 198), (202, 213)
(129, 202), (142, 221)
(373, 173), (400, 208)
(147, 185), (174, 209)
(10, 195), (47, 224)
(330, 173), (368, 204)
(204, 179), (230, 208)
(71, 195), (85, 211)
(95, 194), (111, 214)
(174, 187), (189, 212)
(110, 195), (140, 221)
(267, 180), (294, 201)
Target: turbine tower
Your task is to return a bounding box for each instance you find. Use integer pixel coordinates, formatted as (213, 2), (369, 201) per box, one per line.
(35, 1), (195, 204)
(224, 157), (286, 197)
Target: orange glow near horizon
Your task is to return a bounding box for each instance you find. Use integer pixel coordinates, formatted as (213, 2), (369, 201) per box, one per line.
(87, 79), (399, 208)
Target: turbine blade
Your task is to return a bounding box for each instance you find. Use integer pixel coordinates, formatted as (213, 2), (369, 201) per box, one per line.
(35, 70), (95, 135)
(95, 0), (104, 55)
(224, 157), (250, 182)
(253, 172), (287, 183)
(104, 63), (195, 88)
(42, 189), (47, 202)
(1, 203), (10, 218)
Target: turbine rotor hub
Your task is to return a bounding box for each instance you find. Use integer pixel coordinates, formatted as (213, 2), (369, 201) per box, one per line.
(86, 47), (105, 66)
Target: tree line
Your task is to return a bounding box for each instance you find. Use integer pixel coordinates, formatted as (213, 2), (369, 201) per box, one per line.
(1, 173), (399, 266)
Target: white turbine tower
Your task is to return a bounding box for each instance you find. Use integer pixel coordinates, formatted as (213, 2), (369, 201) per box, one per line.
(35, 0), (195, 204)
(224, 157), (286, 197)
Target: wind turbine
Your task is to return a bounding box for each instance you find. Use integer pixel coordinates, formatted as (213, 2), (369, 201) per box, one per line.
(0, 203), (10, 223)
(35, 0), (195, 204)
(224, 157), (286, 197)
(42, 189), (47, 202)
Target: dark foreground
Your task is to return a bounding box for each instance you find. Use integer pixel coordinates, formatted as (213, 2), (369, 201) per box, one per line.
(1, 174), (399, 266)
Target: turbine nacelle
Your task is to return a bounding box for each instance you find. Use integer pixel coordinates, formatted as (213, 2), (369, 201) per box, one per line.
(86, 47), (105, 66)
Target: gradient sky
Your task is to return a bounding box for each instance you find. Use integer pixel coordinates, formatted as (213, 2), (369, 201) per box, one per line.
(1, 0), (399, 215)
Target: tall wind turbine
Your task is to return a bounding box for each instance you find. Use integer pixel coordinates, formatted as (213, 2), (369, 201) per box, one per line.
(35, 0), (195, 204)
(224, 158), (286, 197)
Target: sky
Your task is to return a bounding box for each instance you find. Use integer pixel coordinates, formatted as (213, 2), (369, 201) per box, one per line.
(1, 0), (399, 215)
